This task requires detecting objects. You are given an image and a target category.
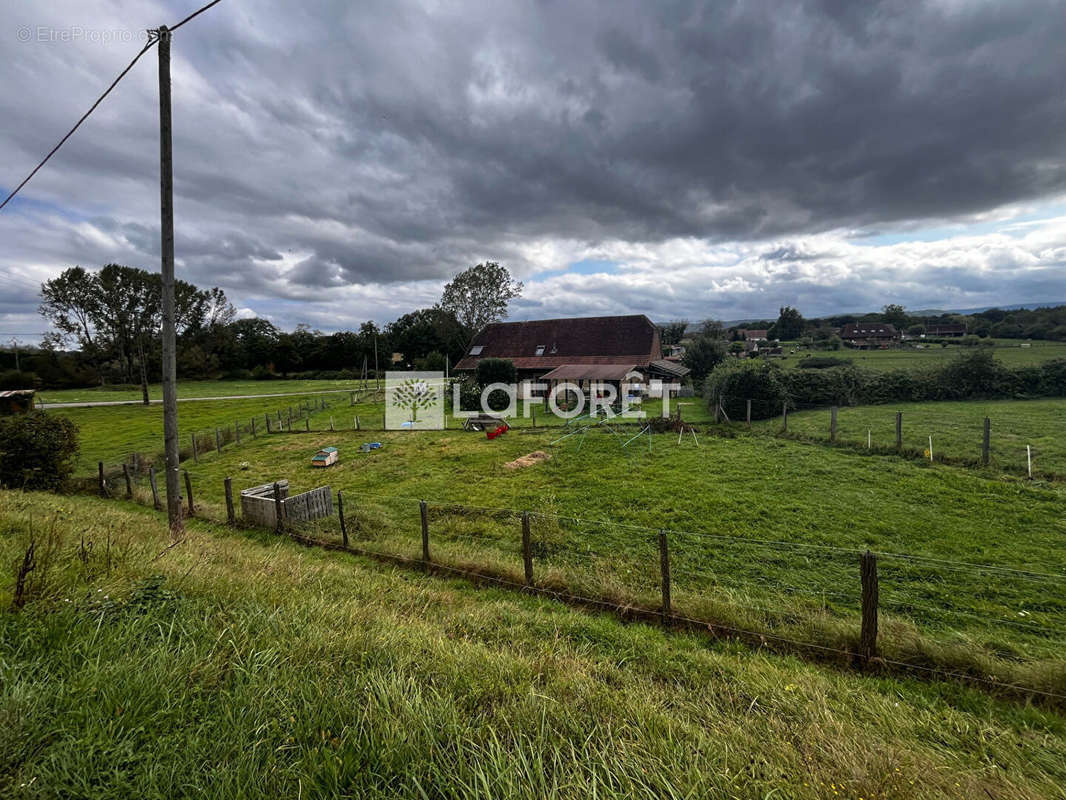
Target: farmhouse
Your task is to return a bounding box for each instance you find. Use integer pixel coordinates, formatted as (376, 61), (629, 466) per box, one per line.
(454, 314), (689, 392)
(840, 323), (900, 349)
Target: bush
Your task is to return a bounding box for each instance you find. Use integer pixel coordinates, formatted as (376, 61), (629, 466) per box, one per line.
(797, 356), (851, 369)
(475, 358), (517, 411)
(0, 370), (40, 390)
(704, 360), (789, 420)
(0, 412), (80, 491)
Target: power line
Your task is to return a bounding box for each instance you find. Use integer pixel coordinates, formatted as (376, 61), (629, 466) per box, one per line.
(0, 0), (224, 213)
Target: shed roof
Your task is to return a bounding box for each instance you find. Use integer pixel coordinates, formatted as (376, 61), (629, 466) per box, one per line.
(0, 389), (35, 398)
(538, 364), (638, 381)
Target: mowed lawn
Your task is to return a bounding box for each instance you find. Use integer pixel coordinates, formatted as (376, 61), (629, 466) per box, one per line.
(769, 398), (1066, 476)
(2, 492), (1065, 799)
(119, 418), (1066, 689)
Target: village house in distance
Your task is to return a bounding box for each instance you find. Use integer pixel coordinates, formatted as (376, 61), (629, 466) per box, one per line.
(454, 314), (690, 395)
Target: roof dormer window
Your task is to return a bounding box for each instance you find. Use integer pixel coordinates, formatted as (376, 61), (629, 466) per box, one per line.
(469, 345), (484, 355)
(535, 345), (545, 356)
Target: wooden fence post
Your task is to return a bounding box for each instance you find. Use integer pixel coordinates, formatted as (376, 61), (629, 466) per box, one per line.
(223, 476), (235, 524)
(251, 417), (256, 438)
(350, 391), (355, 406)
(338, 490), (348, 547)
(235, 421), (241, 444)
(860, 550), (879, 664)
(782, 402), (788, 432)
(531, 405), (536, 429)
(184, 469), (194, 515)
(305, 417), (310, 432)
(330, 415), (335, 431)
(658, 530), (671, 624)
(98, 462), (107, 497)
(148, 466), (161, 510)
(830, 406), (838, 442)
(355, 415), (360, 430)
(982, 417), (991, 465)
(895, 412), (902, 449)
(266, 416), (272, 433)
(273, 482), (284, 533)
(191, 433), (199, 463)
(122, 463), (133, 498)
(522, 511), (533, 586)
(746, 398), (752, 428)
(420, 500), (430, 565)
(215, 428), (222, 454)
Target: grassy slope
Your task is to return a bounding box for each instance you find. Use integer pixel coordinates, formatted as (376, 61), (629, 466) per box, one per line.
(2, 492), (1065, 799)
(777, 340), (1066, 372)
(769, 398), (1066, 476)
(127, 420), (1066, 680)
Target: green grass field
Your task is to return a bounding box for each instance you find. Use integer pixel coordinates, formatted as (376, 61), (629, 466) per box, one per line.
(3, 492), (1066, 799)
(35, 378), (369, 405)
(777, 340), (1066, 371)
(82, 407), (1066, 696)
(768, 398), (1066, 476)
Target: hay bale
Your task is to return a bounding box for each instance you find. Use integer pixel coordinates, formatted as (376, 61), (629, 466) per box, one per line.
(503, 450), (551, 470)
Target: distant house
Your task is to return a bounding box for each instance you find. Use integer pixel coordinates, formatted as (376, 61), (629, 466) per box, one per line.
(840, 323), (900, 349)
(926, 323), (966, 338)
(454, 314), (690, 391)
(737, 329), (769, 341)
(0, 389), (35, 415)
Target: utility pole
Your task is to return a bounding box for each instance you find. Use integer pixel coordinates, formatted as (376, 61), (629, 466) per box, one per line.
(10, 339), (19, 372)
(157, 25), (182, 532)
(373, 333), (380, 391)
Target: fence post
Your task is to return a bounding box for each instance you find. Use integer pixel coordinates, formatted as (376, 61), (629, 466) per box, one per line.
(224, 477), (235, 524)
(531, 405), (536, 429)
(782, 402), (788, 432)
(522, 511), (533, 586)
(746, 398), (752, 428)
(895, 411), (902, 449)
(338, 490), (348, 547)
(122, 463), (133, 498)
(251, 417), (256, 438)
(350, 391), (355, 406)
(235, 421), (241, 444)
(149, 466), (161, 510)
(184, 469), (194, 515)
(330, 415), (335, 431)
(215, 428), (222, 454)
(420, 500), (430, 565)
(273, 482), (284, 533)
(355, 415), (360, 430)
(860, 550), (879, 664)
(982, 417), (990, 465)
(305, 417), (310, 432)
(191, 433), (199, 463)
(830, 406), (838, 442)
(658, 530), (671, 624)
(98, 462), (107, 497)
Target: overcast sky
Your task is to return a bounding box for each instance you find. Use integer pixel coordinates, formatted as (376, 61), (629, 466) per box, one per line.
(3, 0), (1066, 341)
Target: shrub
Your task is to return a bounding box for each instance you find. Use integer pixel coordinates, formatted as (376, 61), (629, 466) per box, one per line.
(704, 360), (789, 420)
(475, 358), (517, 386)
(0, 411), (80, 491)
(797, 356), (852, 369)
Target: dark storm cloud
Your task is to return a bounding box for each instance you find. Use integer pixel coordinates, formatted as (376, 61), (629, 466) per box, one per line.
(3, 0), (1066, 331)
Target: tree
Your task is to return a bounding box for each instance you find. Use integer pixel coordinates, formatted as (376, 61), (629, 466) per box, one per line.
(386, 308), (467, 366)
(682, 336), (726, 384)
(439, 262), (522, 336)
(659, 321), (688, 346)
(881, 304), (908, 328)
(767, 306), (805, 341)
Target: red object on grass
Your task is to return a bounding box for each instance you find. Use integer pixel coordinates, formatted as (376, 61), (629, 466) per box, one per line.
(486, 423), (509, 440)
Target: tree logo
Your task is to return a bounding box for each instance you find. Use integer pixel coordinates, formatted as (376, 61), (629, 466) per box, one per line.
(385, 371), (445, 430)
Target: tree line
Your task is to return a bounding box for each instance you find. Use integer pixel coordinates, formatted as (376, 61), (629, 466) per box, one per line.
(0, 262), (521, 398)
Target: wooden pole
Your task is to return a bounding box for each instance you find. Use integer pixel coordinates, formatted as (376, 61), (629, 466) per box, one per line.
(215, 428), (222, 454)
(522, 511), (533, 586)
(305, 417), (310, 432)
(224, 477), (234, 525)
(782, 402), (788, 432)
(330, 415), (335, 431)
(420, 500), (430, 564)
(531, 405), (536, 429)
(190, 433), (198, 463)
(251, 417), (256, 438)
(860, 550), (879, 663)
(184, 469), (194, 515)
(338, 490), (348, 547)
(122, 463), (133, 498)
(895, 411), (902, 449)
(157, 24), (182, 533)
(355, 415), (360, 431)
(982, 417), (990, 465)
(830, 406), (838, 442)
(148, 466), (161, 510)
(658, 530), (671, 624)
(235, 421), (241, 444)
(266, 416), (272, 433)
(273, 482), (284, 533)
(746, 398), (752, 427)
(98, 462), (107, 497)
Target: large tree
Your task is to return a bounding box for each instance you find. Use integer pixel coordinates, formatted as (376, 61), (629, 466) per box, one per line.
(439, 262), (522, 336)
(767, 306), (806, 341)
